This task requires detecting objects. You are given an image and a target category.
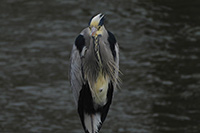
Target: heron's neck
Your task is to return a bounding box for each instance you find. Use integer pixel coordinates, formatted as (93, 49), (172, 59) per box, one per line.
(93, 35), (103, 68)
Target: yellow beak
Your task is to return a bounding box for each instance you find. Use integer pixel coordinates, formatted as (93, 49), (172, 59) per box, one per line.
(91, 27), (97, 36)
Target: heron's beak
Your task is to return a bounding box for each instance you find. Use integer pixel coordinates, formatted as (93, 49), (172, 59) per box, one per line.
(91, 27), (97, 36)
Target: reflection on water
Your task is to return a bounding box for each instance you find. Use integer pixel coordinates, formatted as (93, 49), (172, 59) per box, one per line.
(1, 0), (200, 132)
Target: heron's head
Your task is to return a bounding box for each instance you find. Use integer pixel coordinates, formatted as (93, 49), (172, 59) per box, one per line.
(88, 13), (105, 37)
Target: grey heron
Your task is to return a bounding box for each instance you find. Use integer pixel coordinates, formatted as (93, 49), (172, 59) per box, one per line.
(70, 13), (120, 133)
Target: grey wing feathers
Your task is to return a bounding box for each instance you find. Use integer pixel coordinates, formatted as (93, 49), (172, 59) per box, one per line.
(115, 43), (119, 79)
(70, 44), (84, 105)
(114, 43), (120, 87)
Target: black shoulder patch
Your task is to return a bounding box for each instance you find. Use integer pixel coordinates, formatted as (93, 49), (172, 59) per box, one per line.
(75, 35), (85, 53)
(107, 31), (117, 59)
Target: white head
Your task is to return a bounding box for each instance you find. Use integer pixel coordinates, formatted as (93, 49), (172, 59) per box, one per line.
(88, 13), (105, 37)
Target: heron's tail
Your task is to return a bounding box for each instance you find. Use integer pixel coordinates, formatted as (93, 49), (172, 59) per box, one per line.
(84, 113), (102, 133)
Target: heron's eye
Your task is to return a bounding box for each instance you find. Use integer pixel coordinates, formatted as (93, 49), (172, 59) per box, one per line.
(97, 26), (101, 30)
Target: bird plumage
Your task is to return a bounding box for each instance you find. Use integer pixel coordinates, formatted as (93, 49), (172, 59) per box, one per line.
(70, 13), (119, 133)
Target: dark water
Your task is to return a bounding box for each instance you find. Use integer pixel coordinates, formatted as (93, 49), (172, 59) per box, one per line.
(1, 0), (200, 132)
